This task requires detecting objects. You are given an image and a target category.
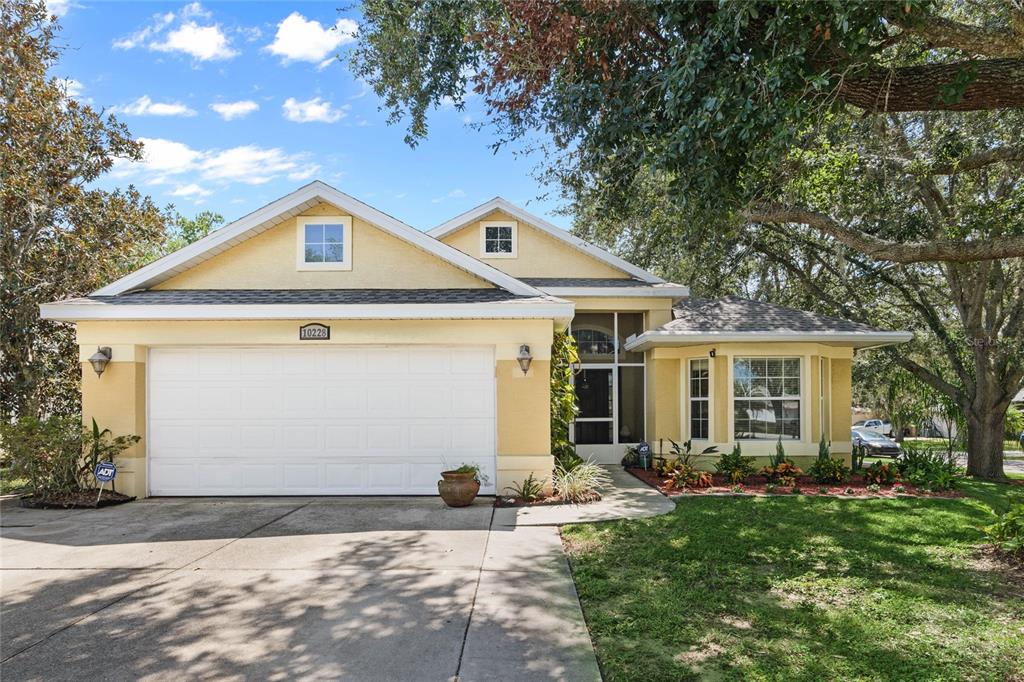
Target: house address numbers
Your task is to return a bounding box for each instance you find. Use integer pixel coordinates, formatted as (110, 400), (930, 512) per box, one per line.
(299, 323), (331, 340)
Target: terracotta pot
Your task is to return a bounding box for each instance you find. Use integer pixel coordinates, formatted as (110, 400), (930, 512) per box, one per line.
(438, 471), (480, 507)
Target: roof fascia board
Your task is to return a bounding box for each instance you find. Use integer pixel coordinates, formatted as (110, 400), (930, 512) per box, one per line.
(429, 198), (664, 284)
(93, 182), (542, 298)
(40, 300), (576, 323)
(539, 286), (690, 298)
(623, 330), (914, 352)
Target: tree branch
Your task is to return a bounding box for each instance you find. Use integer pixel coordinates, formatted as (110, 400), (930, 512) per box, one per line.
(838, 58), (1024, 112)
(742, 203), (1024, 263)
(891, 14), (1024, 58)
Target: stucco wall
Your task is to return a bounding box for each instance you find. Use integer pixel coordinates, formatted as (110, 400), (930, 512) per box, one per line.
(646, 342), (856, 469)
(439, 210), (629, 279)
(155, 203), (491, 290)
(77, 319), (555, 498)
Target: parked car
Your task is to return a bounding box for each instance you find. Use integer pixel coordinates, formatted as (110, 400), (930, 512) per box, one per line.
(852, 429), (901, 458)
(852, 418), (894, 438)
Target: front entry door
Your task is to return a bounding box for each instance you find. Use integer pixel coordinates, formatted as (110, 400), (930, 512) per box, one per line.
(571, 312), (645, 463)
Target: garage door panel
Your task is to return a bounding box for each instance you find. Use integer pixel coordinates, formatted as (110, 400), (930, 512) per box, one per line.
(149, 346), (496, 495)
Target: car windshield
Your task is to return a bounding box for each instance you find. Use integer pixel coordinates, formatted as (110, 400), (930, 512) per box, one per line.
(854, 430), (889, 442)
(853, 420), (866, 426)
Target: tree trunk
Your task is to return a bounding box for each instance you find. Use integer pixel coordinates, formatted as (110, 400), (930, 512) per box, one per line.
(963, 382), (1007, 480)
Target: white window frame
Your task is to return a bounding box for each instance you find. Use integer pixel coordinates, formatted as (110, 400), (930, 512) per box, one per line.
(731, 355), (803, 442)
(819, 357), (830, 442)
(480, 220), (517, 259)
(687, 357), (712, 441)
(296, 215), (353, 271)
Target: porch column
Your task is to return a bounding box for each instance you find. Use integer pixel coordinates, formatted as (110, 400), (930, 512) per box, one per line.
(80, 344), (147, 498)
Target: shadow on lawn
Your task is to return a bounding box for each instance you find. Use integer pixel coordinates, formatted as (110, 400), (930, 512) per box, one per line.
(565, 494), (1024, 682)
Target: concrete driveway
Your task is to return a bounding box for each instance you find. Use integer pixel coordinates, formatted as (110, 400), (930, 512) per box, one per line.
(0, 497), (600, 681)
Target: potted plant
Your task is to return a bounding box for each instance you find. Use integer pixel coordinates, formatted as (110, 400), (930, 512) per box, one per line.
(438, 463), (487, 507)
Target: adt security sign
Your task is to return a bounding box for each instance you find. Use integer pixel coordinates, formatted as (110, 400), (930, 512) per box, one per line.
(94, 461), (117, 482)
(637, 441), (652, 470)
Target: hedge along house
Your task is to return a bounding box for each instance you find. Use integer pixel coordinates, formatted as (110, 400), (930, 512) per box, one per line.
(41, 181), (911, 499)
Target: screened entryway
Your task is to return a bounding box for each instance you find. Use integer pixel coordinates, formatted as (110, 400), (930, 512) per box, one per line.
(570, 312), (645, 462)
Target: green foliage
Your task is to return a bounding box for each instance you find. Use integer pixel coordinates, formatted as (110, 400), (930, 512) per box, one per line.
(1, 2), (167, 420)
(504, 473), (545, 502)
(866, 483), (882, 494)
(809, 457), (851, 484)
(549, 330), (581, 469)
(818, 434), (830, 461)
(760, 437), (802, 485)
(665, 463), (713, 490)
(553, 460), (606, 503)
(895, 445), (963, 491)
(620, 446), (639, 468)
(863, 461), (900, 485)
(714, 444), (756, 484)
(770, 436), (790, 468)
(0, 415), (139, 495)
(161, 211), (224, 254)
(851, 442), (867, 472)
(1005, 405), (1024, 441)
(984, 496), (1024, 557)
(449, 462), (489, 486)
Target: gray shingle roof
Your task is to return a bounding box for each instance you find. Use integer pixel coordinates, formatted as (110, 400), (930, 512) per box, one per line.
(520, 277), (680, 288)
(64, 289), (529, 305)
(666, 296), (886, 334)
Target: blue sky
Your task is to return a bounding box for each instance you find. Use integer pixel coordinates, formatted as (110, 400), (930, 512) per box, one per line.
(52, 0), (569, 230)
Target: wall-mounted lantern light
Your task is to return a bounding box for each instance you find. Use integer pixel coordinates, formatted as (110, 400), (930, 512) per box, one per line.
(517, 344), (533, 375)
(89, 347), (112, 378)
(709, 348), (717, 358)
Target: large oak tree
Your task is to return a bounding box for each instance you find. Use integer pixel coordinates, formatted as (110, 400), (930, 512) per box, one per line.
(352, 0), (1024, 478)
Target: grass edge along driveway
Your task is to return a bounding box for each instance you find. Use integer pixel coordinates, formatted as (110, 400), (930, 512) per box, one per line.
(563, 478), (1024, 681)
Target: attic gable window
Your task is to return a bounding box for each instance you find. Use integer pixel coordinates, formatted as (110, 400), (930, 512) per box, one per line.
(480, 220), (517, 259)
(296, 216), (352, 271)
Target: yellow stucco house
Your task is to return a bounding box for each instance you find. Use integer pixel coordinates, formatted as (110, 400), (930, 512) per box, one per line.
(40, 181), (910, 498)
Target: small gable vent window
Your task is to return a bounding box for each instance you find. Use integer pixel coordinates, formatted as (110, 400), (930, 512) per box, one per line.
(480, 220), (517, 258)
(296, 216), (352, 271)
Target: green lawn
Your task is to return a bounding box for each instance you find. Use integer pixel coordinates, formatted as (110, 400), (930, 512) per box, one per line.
(563, 479), (1024, 681)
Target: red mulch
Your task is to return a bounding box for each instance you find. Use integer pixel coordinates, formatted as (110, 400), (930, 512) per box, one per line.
(625, 467), (965, 498)
(494, 491), (602, 507)
(20, 489), (135, 509)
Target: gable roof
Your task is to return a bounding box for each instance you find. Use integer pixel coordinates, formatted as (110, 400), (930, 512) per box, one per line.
(93, 181), (542, 298)
(624, 296), (913, 351)
(427, 197), (664, 284)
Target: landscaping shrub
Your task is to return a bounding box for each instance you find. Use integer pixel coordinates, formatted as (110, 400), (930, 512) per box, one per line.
(553, 460), (607, 502)
(984, 496), (1024, 557)
(807, 436), (850, 484)
(665, 463), (712, 490)
(504, 473), (546, 501)
(714, 444), (756, 483)
(895, 445), (963, 491)
(863, 461), (900, 485)
(0, 415), (139, 496)
(759, 437), (803, 485)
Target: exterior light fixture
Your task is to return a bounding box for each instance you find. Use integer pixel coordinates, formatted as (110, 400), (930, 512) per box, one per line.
(89, 347), (112, 378)
(709, 349), (717, 358)
(517, 344), (533, 375)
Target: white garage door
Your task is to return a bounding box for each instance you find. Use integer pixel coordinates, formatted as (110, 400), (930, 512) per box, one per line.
(148, 346), (496, 496)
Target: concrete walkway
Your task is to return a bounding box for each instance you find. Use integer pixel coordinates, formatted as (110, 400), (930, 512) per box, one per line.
(1, 497), (600, 681)
(492, 466), (675, 528)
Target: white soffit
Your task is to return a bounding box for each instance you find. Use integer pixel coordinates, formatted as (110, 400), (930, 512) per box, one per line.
(92, 182), (542, 298)
(428, 197), (665, 284)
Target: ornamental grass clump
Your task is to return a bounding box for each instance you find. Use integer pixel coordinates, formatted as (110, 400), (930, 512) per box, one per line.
(553, 459), (607, 503)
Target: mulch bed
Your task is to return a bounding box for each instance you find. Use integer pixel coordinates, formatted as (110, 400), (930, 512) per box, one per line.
(625, 467), (965, 498)
(494, 491), (602, 507)
(20, 489), (135, 509)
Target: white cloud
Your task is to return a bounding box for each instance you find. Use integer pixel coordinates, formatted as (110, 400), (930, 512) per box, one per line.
(118, 138), (316, 187)
(431, 188), (467, 204)
(114, 95), (196, 117)
(114, 4), (237, 61)
(138, 138), (204, 173)
(153, 22), (237, 61)
(201, 146), (303, 185)
(170, 183), (211, 198)
(46, 0), (75, 17)
(282, 97), (346, 123)
(266, 13), (357, 66)
(210, 100), (259, 120)
(63, 79), (84, 97)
